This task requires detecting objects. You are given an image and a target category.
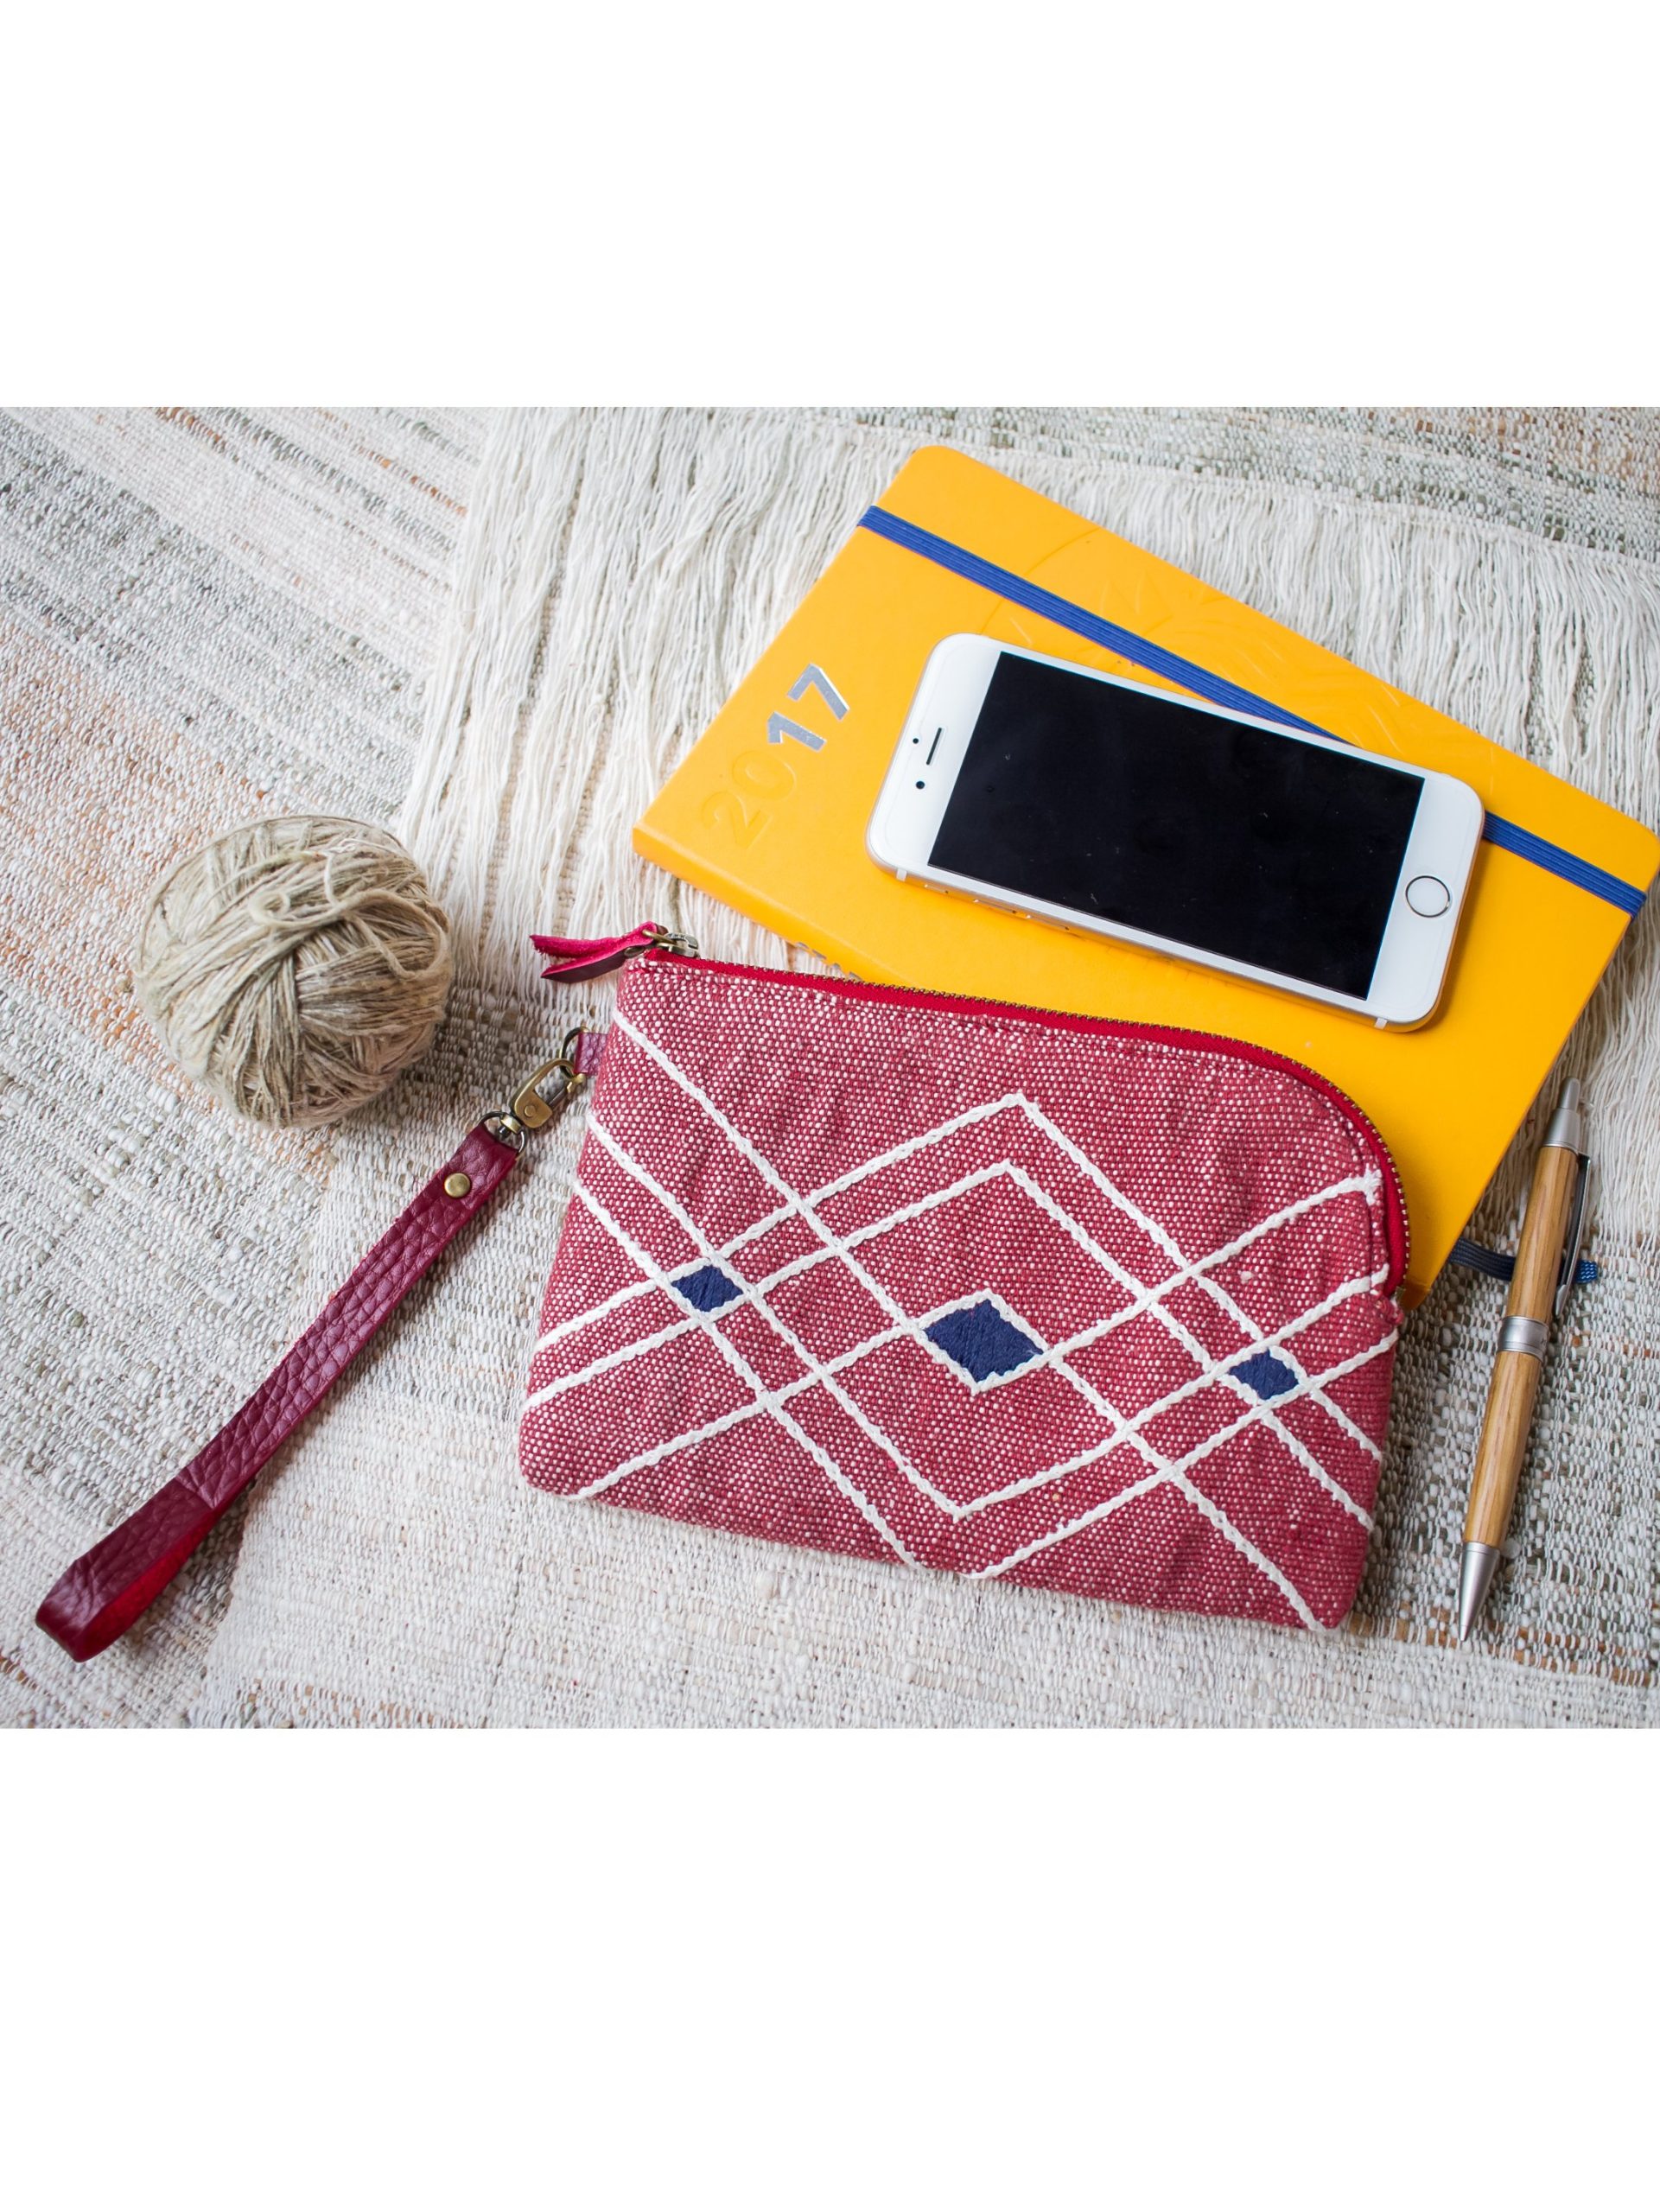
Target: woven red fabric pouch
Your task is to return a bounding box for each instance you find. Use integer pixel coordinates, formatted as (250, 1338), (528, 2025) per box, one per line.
(519, 944), (1409, 1630)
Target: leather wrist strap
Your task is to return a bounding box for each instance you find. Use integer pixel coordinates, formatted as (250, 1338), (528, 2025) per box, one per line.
(35, 1025), (604, 1663)
(35, 1122), (522, 1662)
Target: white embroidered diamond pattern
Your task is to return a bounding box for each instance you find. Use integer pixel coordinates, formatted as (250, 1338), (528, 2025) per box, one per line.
(522, 1009), (1399, 1631)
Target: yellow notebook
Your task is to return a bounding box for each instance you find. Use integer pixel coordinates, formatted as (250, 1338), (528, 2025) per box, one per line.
(636, 446), (1657, 1306)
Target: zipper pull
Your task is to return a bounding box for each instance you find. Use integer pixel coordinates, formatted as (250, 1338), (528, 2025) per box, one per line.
(530, 922), (698, 983)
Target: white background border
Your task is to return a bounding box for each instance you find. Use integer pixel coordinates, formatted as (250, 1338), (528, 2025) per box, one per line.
(4, 6), (1655, 398)
(6, 7), (1654, 2202)
(11, 1736), (1656, 2209)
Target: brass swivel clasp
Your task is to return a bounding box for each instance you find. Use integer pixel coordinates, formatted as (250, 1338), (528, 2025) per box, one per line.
(487, 1028), (588, 1150)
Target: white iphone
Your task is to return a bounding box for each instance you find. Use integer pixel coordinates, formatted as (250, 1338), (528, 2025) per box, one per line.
(867, 636), (1485, 1027)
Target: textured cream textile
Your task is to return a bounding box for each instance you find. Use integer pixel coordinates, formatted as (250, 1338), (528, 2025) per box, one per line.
(0, 407), (482, 1724)
(3, 406), (1657, 1726)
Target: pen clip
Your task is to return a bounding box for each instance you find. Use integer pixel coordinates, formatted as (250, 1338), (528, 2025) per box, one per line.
(1555, 1152), (1594, 1320)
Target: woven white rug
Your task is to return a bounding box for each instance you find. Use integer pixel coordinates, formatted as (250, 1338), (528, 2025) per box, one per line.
(4, 406), (1657, 1725)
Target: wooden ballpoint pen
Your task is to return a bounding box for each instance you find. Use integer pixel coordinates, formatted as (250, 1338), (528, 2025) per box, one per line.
(1458, 1079), (1593, 1642)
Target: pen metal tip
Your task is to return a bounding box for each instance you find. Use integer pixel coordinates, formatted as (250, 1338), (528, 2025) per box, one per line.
(1458, 1543), (1500, 1643)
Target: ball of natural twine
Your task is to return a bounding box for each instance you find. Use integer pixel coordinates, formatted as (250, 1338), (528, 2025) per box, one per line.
(133, 816), (454, 1128)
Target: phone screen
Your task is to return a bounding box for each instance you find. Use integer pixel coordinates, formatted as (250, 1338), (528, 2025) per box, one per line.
(929, 654), (1425, 998)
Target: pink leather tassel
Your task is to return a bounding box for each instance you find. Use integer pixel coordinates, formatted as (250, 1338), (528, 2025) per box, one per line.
(530, 924), (668, 983)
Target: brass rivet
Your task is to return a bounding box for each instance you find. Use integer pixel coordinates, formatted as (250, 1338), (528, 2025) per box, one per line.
(443, 1172), (472, 1198)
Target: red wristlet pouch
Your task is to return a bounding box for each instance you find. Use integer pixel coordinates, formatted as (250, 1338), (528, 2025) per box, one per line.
(519, 945), (1408, 1630)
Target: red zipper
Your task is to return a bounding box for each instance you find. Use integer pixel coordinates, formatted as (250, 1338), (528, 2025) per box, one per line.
(628, 947), (1409, 1296)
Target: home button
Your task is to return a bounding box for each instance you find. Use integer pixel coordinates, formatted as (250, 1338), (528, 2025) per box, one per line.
(1405, 874), (1451, 918)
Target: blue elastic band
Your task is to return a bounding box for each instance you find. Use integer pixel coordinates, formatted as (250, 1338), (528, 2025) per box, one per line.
(859, 505), (1334, 737)
(1449, 1234), (1599, 1287)
(858, 505), (1648, 918)
(1477, 813), (1645, 916)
